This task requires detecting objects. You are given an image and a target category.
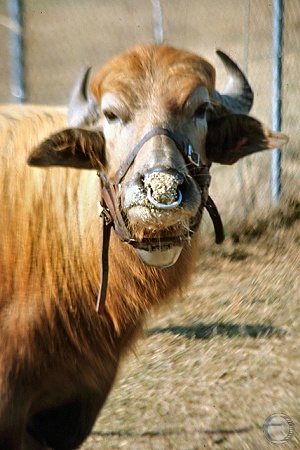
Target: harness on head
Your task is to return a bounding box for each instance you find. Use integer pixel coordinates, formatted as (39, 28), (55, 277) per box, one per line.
(96, 127), (224, 314)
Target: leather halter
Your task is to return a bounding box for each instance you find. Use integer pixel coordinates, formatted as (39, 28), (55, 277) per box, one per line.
(96, 127), (224, 313)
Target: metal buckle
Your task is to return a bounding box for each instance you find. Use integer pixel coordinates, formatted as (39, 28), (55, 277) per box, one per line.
(187, 144), (200, 167)
(97, 202), (113, 225)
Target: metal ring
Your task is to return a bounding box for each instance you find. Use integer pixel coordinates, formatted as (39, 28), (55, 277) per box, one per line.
(147, 188), (182, 209)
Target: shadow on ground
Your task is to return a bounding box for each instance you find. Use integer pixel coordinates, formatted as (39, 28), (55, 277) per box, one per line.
(148, 322), (288, 340)
(92, 426), (251, 438)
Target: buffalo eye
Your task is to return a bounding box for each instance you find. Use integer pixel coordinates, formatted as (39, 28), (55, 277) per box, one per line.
(103, 110), (120, 123)
(193, 102), (209, 119)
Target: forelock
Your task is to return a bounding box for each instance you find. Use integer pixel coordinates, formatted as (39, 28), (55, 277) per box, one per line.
(91, 45), (216, 110)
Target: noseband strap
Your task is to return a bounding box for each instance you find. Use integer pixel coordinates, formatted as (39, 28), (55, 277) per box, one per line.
(115, 127), (201, 184)
(96, 127), (224, 313)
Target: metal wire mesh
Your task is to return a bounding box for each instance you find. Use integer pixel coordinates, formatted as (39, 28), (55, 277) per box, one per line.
(0, 0), (299, 219)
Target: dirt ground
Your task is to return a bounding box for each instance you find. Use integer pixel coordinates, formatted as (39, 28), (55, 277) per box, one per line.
(0, 1), (299, 449)
(78, 203), (300, 450)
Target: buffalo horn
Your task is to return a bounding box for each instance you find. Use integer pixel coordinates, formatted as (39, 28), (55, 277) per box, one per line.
(212, 50), (254, 115)
(67, 66), (100, 127)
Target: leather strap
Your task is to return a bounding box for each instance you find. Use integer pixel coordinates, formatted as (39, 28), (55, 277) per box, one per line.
(206, 196), (225, 244)
(96, 216), (112, 314)
(114, 127), (200, 184)
(96, 127), (225, 314)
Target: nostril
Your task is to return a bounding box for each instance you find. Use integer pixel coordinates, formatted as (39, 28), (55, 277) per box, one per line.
(143, 169), (184, 208)
(142, 169), (184, 184)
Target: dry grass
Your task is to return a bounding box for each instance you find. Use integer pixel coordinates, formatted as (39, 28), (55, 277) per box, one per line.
(79, 199), (300, 450)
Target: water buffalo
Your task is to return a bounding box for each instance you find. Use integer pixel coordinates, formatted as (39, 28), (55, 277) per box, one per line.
(0, 45), (288, 449)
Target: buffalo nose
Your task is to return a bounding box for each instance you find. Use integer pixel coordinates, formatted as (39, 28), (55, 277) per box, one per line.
(143, 169), (184, 209)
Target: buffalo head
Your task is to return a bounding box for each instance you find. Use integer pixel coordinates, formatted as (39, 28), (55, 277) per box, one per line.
(28, 45), (288, 267)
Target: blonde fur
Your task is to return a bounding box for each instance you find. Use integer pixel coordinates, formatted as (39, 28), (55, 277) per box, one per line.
(0, 104), (199, 448)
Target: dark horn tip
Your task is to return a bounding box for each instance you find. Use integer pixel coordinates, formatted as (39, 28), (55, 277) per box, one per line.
(216, 49), (229, 60)
(216, 49), (227, 58)
(216, 49), (243, 73)
(79, 66), (93, 101)
(214, 49), (254, 114)
(67, 65), (99, 127)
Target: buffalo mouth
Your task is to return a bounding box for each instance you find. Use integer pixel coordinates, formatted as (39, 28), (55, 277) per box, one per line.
(119, 170), (202, 267)
(123, 212), (201, 268)
(135, 246), (183, 268)
(130, 231), (187, 268)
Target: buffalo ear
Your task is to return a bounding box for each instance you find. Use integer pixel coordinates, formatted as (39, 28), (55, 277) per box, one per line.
(28, 128), (105, 170)
(206, 115), (289, 165)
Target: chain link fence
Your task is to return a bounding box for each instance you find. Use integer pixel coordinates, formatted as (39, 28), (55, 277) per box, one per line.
(0, 0), (299, 222)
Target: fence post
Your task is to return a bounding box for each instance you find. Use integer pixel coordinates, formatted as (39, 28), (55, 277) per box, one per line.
(7, 0), (26, 103)
(151, 0), (164, 44)
(271, 0), (284, 203)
